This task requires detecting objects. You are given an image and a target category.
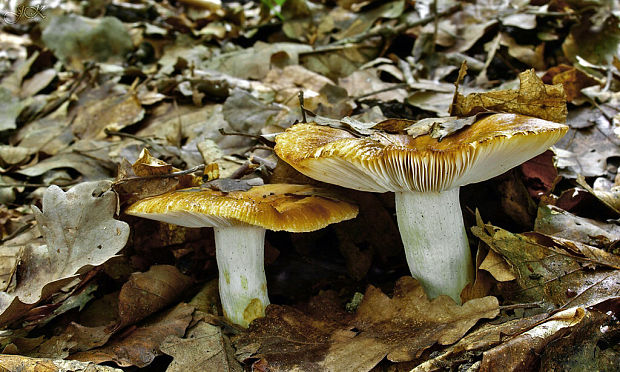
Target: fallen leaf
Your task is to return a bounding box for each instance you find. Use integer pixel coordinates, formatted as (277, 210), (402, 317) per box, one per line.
(576, 175), (620, 215)
(206, 42), (312, 80)
(118, 265), (192, 329)
(539, 307), (618, 371)
(236, 277), (499, 371)
(352, 277), (499, 362)
(555, 107), (620, 178)
(534, 204), (620, 248)
(161, 319), (243, 372)
(542, 65), (599, 103)
(472, 224), (620, 308)
(70, 303), (194, 368)
(0, 354), (123, 372)
(411, 313), (550, 371)
(452, 69), (567, 123)
(41, 14), (133, 69)
(562, 11), (620, 65)
(479, 250), (516, 282)
(0, 181), (129, 326)
(480, 307), (587, 371)
(71, 84), (145, 140)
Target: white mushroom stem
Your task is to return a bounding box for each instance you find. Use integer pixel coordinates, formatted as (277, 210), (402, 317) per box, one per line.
(214, 225), (270, 328)
(395, 188), (474, 303)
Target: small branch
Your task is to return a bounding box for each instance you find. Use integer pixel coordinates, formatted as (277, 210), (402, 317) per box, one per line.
(218, 128), (273, 146)
(354, 83), (408, 100)
(299, 91), (307, 123)
(330, 4), (462, 46)
(499, 302), (542, 311)
(115, 164), (205, 183)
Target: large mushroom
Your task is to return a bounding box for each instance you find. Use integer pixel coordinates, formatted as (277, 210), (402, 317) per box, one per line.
(126, 184), (358, 327)
(275, 113), (568, 302)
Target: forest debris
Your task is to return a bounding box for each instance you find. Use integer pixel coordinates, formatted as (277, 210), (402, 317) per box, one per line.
(70, 303), (194, 368)
(161, 320), (243, 372)
(479, 250), (516, 282)
(472, 223), (620, 308)
(576, 175), (620, 215)
(534, 204), (620, 248)
(236, 277), (498, 371)
(0, 181), (129, 326)
(451, 69), (567, 122)
(479, 306), (587, 371)
(555, 107), (620, 178)
(117, 265), (192, 329)
(71, 84), (145, 140)
(0, 355), (123, 372)
(41, 15), (133, 69)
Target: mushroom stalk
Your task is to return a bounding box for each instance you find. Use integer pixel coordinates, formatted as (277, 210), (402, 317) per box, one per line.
(214, 225), (269, 327)
(395, 188), (474, 303)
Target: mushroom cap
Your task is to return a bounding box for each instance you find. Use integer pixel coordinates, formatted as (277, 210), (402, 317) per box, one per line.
(274, 113), (568, 193)
(125, 184), (358, 232)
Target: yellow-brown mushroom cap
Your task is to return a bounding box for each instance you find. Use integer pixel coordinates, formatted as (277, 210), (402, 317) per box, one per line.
(125, 184), (358, 232)
(274, 113), (568, 193)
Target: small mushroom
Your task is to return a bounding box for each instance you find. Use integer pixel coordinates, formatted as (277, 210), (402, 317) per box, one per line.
(275, 113), (568, 303)
(126, 184), (358, 327)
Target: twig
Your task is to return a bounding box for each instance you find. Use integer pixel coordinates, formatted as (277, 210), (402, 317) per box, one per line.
(115, 164), (205, 183)
(299, 91), (307, 123)
(218, 128), (273, 146)
(354, 83), (408, 100)
(330, 3), (462, 46)
(0, 183), (74, 188)
(499, 302), (542, 311)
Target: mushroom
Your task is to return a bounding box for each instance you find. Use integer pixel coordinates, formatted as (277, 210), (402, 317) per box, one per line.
(274, 113), (568, 302)
(126, 184), (358, 327)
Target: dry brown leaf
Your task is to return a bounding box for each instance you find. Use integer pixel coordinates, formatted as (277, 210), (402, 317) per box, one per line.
(0, 354), (122, 372)
(480, 307), (586, 372)
(70, 303), (194, 368)
(161, 319), (243, 372)
(542, 64), (599, 103)
(114, 150), (198, 205)
(236, 277), (499, 371)
(71, 84), (144, 140)
(411, 313), (549, 371)
(118, 265), (192, 329)
(0, 181), (129, 327)
(472, 224), (620, 308)
(452, 69), (567, 122)
(479, 250), (516, 282)
(576, 175), (620, 215)
(534, 204), (620, 248)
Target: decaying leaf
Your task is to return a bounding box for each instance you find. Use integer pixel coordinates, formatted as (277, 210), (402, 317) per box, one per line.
(70, 303), (194, 368)
(480, 307), (587, 371)
(452, 69), (567, 122)
(161, 319), (243, 372)
(236, 277), (499, 371)
(479, 250), (516, 282)
(0, 354), (122, 372)
(555, 107), (620, 178)
(71, 84), (145, 140)
(472, 223), (620, 308)
(534, 204), (620, 248)
(118, 265), (192, 329)
(41, 14), (133, 69)
(0, 181), (129, 326)
(576, 175), (620, 215)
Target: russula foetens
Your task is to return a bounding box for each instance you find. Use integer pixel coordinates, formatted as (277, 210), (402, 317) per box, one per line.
(125, 184), (358, 327)
(275, 113), (568, 302)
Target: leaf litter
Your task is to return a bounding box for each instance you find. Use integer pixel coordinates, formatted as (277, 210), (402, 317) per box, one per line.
(0, 0), (619, 370)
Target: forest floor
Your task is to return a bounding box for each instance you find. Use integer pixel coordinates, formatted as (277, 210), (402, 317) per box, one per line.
(0, 0), (619, 371)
